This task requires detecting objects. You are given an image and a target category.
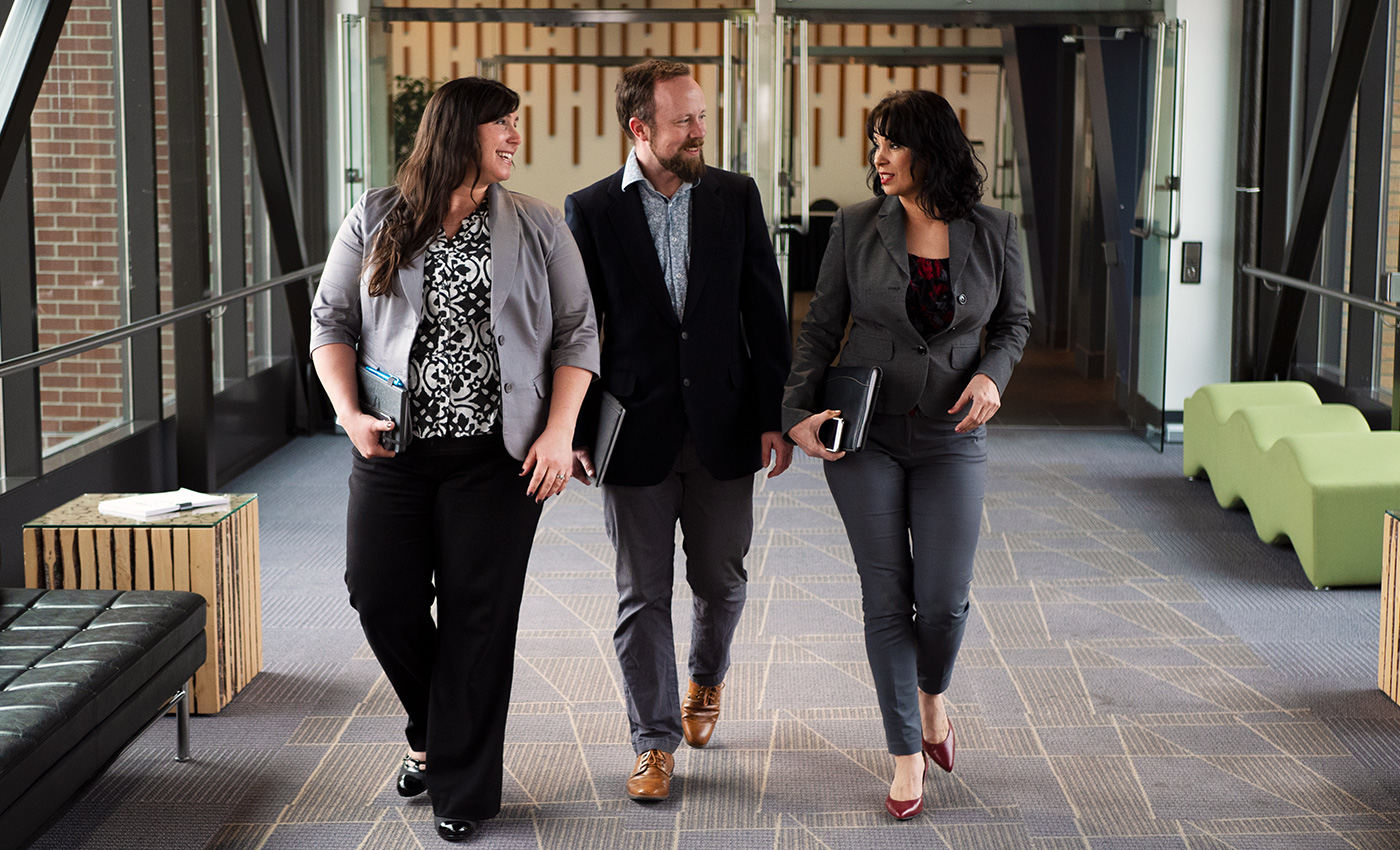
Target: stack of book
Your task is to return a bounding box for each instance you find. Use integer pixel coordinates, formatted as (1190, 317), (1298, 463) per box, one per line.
(97, 488), (230, 521)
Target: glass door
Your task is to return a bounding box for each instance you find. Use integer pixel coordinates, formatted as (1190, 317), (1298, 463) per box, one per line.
(1130, 19), (1185, 451)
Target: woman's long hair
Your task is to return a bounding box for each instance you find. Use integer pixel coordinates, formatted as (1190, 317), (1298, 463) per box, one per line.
(365, 77), (519, 297)
(865, 89), (985, 222)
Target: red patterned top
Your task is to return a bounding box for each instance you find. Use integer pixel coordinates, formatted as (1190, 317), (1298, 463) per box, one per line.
(906, 254), (953, 339)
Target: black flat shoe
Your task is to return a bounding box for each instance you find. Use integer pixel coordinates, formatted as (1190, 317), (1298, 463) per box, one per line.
(397, 755), (427, 797)
(436, 818), (480, 842)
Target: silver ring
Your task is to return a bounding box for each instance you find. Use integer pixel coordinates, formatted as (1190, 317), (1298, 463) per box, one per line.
(555, 473), (566, 480)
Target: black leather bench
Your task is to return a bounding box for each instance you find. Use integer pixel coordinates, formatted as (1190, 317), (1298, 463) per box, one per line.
(0, 588), (206, 849)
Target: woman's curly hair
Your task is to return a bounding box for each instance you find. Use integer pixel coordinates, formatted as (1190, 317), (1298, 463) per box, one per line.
(365, 77), (519, 297)
(865, 89), (985, 222)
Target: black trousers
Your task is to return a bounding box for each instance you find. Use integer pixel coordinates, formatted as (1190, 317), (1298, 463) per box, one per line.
(344, 434), (542, 821)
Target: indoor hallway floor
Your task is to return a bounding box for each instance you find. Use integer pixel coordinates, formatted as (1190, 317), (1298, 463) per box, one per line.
(31, 428), (1400, 850)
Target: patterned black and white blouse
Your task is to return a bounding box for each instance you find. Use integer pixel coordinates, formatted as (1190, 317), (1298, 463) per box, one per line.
(407, 202), (501, 438)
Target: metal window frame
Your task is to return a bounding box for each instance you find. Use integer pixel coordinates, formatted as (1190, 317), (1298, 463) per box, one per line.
(1257, 0), (1388, 381)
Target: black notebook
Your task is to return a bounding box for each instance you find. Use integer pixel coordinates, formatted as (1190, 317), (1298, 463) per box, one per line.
(358, 366), (412, 453)
(818, 366), (882, 452)
(590, 391), (626, 487)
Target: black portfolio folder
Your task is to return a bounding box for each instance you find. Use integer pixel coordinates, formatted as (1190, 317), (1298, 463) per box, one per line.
(818, 365), (882, 452)
(591, 391), (625, 486)
(358, 365), (412, 453)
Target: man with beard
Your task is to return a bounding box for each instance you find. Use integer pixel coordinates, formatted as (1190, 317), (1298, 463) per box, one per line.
(565, 59), (791, 802)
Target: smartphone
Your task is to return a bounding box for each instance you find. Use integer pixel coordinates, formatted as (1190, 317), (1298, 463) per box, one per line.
(819, 416), (846, 453)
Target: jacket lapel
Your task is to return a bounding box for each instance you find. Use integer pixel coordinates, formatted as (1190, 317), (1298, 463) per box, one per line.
(948, 216), (972, 286)
(875, 194), (908, 274)
(682, 177), (720, 322)
(398, 255), (426, 322)
(486, 182), (520, 321)
(606, 176), (679, 328)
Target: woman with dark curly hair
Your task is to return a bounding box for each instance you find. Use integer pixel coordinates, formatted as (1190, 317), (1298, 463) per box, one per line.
(782, 89), (1029, 819)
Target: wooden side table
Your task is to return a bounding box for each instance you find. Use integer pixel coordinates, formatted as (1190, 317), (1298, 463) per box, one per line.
(1382, 511), (1400, 705)
(22, 494), (261, 714)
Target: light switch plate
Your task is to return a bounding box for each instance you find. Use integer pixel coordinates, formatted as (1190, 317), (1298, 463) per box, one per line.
(1181, 242), (1202, 283)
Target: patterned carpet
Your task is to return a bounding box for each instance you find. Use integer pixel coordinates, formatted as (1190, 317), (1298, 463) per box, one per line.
(30, 429), (1400, 849)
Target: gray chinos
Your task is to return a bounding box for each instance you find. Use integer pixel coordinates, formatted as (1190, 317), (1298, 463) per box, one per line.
(823, 414), (987, 756)
(603, 434), (754, 756)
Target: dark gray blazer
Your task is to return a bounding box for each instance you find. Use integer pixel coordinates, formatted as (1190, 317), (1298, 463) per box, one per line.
(782, 195), (1030, 432)
(310, 183), (600, 460)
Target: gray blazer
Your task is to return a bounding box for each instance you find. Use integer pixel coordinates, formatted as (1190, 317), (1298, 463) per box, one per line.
(310, 183), (600, 460)
(782, 195), (1030, 432)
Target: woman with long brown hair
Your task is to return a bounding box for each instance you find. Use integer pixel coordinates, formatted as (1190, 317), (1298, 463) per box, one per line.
(311, 77), (598, 842)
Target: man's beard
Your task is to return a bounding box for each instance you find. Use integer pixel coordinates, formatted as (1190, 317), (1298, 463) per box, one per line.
(659, 142), (705, 183)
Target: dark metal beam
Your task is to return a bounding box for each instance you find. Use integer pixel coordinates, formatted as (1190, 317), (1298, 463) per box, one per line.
(0, 0), (71, 192)
(212, 1), (247, 384)
(164, 0), (215, 490)
(1003, 26), (1077, 349)
(1231, 0), (1265, 380)
(1252, 0), (1297, 373)
(0, 137), (40, 482)
(218, 0), (315, 421)
(1345, 0), (1393, 396)
(1259, 0), (1386, 380)
(112, 0), (162, 425)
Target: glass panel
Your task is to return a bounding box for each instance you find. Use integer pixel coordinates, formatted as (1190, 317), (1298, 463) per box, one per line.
(340, 13), (370, 218)
(32, 0), (131, 454)
(1132, 20), (1183, 451)
(1133, 20), (1182, 241)
(366, 1), (750, 213)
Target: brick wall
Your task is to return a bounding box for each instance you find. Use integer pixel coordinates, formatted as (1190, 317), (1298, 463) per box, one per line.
(31, 0), (125, 452)
(29, 0), (178, 453)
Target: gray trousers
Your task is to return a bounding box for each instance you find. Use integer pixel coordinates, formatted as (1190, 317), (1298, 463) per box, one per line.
(603, 434), (754, 755)
(824, 414), (987, 756)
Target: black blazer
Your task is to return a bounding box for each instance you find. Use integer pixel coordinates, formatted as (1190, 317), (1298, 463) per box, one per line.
(566, 166), (789, 486)
(782, 195), (1030, 432)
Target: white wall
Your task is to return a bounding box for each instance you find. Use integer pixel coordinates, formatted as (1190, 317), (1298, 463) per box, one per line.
(1161, 0), (1242, 413)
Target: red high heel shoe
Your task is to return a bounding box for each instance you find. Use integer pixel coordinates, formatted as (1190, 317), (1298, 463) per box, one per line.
(923, 718), (955, 773)
(884, 754), (928, 820)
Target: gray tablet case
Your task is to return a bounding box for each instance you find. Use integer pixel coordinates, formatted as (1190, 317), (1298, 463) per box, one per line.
(358, 366), (412, 453)
(818, 366), (881, 452)
(591, 391), (625, 486)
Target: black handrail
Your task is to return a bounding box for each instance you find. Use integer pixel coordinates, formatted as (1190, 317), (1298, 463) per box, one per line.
(0, 264), (324, 381)
(1240, 264), (1400, 321)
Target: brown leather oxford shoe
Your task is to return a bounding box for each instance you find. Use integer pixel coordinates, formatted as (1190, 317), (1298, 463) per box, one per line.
(681, 681), (724, 748)
(625, 749), (674, 801)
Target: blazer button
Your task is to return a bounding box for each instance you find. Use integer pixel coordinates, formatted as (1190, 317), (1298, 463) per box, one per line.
(957, 293), (967, 304)
(504, 382), (514, 393)
(916, 344), (928, 355)
(681, 331), (689, 340)
(683, 378), (692, 387)
(497, 334), (505, 345)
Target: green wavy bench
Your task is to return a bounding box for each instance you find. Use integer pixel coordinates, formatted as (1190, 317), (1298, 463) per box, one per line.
(1182, 381), (1321, 504)
(1251, 432), (1400, 588)
(1217, 404), (1370, 510)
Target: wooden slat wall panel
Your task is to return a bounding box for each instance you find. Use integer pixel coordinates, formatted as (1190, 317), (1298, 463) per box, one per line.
(60, 528), (78, 589)
(22, 530), (38, 588)
(1381, 513), (1399, 703)
(188, 525), (220, 713)
(115, 527), (132, 589)
(134, 529), (152, 591)
(93, 529), (113, 589)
